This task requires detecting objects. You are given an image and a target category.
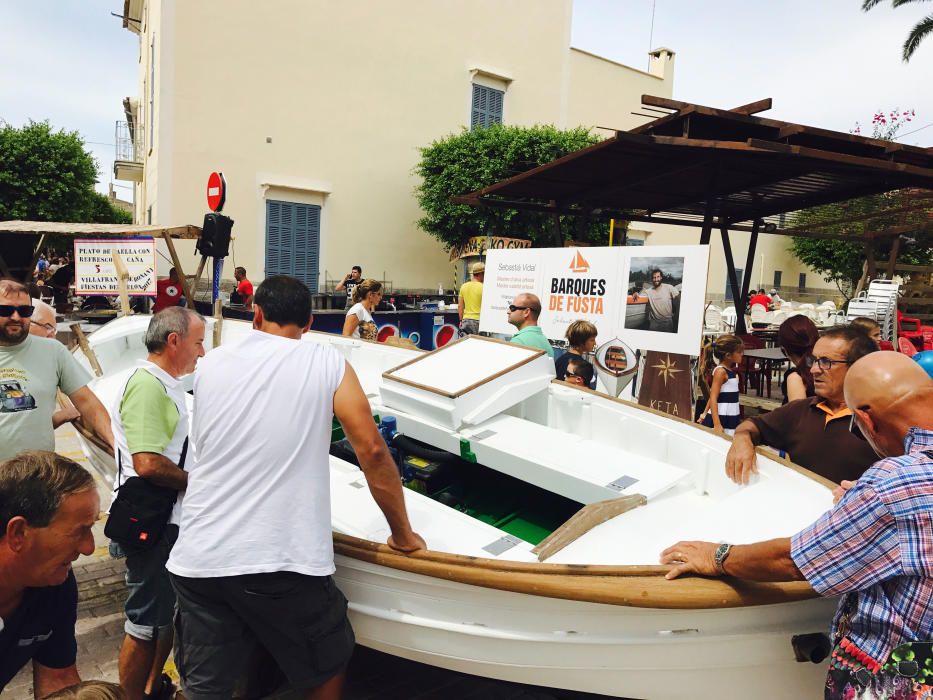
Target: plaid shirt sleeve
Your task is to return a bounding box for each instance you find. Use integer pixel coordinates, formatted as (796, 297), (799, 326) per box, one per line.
(790, 485), (902, 596)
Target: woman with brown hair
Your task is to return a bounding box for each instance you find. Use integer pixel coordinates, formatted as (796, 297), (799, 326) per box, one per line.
(777, 315), (820, 404)
(342, 278), (382, 340)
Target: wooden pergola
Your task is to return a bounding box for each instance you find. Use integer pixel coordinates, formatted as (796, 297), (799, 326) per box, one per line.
(0, 220), (202, 303)
(454, 96), (933, 333)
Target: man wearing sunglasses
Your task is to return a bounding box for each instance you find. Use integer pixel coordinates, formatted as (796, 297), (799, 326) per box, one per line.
(0, 280), (112, 460)
(507, 293), (554, 357)
(724, 326), (878, 485)
(662, 352), (933, 699)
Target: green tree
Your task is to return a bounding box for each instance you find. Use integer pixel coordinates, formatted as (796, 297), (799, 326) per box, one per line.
(790, 110), (932, 298)
(862, 0), (933, 61)
(415, 124), (613, 250)
(0, 120), (131, 224)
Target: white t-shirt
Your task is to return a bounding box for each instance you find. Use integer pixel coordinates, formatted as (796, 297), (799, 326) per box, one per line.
(346, 302), (376, 340)
(167, 330), (346, 578)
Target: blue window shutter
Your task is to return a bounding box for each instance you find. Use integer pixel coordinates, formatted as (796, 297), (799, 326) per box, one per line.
(265, 200), (320, 290)
(471, 84), (504, 130)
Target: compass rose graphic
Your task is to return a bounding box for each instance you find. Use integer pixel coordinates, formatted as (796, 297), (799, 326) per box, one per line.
(651, 354), (683, 386)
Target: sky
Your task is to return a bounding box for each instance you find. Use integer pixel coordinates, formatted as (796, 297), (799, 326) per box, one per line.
(0, 0), (929, 199)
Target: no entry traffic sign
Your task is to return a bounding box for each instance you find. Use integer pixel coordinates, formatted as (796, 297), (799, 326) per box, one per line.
(207, 171), (226, 212)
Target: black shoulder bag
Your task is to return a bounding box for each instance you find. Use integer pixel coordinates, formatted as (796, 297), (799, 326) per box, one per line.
(104, 438), (187, 553)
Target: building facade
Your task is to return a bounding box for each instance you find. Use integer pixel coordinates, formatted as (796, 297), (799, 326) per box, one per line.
(115, 0), (834, 301)
(115, 0), (677, 292)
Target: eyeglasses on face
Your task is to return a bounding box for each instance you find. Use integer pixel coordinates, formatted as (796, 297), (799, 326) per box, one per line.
(34, 321), (56, 334)
(508, 305), (528, 312)
(0, 305), (34, 318)
(804, 355), (851, 371)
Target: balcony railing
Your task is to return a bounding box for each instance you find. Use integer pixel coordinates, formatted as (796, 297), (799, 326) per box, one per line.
(115, 120), (143, 163)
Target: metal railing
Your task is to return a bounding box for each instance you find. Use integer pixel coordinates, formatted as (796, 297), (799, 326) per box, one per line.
(115, 120), (143, 162)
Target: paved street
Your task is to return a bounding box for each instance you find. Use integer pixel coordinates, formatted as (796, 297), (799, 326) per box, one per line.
(1, 424), (617, 700)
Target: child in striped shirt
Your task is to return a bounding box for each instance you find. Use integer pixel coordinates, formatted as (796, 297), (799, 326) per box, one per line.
(698, 335), (744, 436)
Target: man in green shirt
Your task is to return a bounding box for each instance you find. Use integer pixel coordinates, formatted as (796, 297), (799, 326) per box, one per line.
(0, 280), (112, 460)
(507, 293), (554, 357)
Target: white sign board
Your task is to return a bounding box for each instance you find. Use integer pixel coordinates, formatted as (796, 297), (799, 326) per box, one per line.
(479, 245), (710, 356)
(74, 239), (157, 296)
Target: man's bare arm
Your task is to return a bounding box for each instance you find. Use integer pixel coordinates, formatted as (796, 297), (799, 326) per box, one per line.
(458, 295), (465, 322)
(334, 363), (425, 552)
(660, 538), (804, 582)
(132, 452), (188, 490)
(725, 420), (761, 485)
(68, 386), (114, 448)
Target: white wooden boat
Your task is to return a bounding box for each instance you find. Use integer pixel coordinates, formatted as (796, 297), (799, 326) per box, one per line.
(71, 316), (837, 699)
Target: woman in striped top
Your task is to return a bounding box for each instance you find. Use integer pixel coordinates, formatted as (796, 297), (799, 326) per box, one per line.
(698, 334), (744, 436)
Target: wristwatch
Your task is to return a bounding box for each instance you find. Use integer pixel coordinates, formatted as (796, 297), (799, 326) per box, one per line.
(714, 543), (733, 576)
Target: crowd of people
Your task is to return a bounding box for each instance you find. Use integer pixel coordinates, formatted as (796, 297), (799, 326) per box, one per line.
(2, 268), (932, 700)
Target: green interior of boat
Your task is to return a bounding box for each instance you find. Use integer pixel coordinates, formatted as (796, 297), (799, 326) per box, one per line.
(331, 418), (581, 545)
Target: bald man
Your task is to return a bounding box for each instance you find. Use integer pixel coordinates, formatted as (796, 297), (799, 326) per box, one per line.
(660, 352), (933, 699)
(507, 292), (554, 357)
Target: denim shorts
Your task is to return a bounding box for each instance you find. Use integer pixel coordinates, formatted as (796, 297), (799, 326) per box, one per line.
(109, 524), (178, 641)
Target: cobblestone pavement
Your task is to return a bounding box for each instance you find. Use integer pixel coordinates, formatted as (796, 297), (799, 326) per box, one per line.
(1, 426), (616, 700)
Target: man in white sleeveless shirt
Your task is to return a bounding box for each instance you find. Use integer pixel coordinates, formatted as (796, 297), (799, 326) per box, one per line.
(168, 275), (425, 700)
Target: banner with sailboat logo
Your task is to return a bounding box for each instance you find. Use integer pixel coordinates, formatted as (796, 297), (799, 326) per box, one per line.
(479, 245), (710, 356)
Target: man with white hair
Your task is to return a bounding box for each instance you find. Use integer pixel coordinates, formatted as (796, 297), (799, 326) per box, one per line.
(29, 299), (58, 339)
(28, 299), (80, 429)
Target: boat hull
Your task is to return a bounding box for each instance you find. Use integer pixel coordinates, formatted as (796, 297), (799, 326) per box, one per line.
(336, 555), (833, 699)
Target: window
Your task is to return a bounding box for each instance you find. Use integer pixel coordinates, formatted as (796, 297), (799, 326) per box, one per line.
(266, 200), (321, 291)
(471, 84), (504, 130)
(773, 270), (782, 288)
(624, 239), (644, 246)
(798, 273), (807, 290)
(724, 269), (745, 302)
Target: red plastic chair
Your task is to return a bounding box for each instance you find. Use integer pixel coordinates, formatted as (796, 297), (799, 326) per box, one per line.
(922, 327), (933, 352)
(898, 337), (919, 357)
(879, 340), (895, 351)
(898, 310), (924, 348)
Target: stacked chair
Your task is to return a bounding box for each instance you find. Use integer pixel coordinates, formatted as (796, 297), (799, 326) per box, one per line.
(846, 279), (900, 342)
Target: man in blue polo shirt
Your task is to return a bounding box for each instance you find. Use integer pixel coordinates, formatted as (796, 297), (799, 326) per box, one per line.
(0, 451), (99, 697)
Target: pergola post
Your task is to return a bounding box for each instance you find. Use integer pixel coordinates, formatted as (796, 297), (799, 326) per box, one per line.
(720, 221), (746, 335)
(739, 219), (761, 309)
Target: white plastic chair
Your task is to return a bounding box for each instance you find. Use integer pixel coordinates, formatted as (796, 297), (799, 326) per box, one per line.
(721, 306), (737, 332)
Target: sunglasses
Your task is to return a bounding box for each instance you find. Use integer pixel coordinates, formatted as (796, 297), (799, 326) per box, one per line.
(804, 355), (851, 371)
(0, 305), (34, 318)
(508, 305), (529, 312)
(848, 413), (867, 441)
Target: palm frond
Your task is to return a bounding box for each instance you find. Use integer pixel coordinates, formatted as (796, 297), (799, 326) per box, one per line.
(903, 13), (933, 60)
(862, 0), (887, 11)
(892, 0), (931, 8)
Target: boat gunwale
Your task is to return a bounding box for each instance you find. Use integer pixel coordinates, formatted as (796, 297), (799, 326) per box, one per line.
(334, 532), (819, 609)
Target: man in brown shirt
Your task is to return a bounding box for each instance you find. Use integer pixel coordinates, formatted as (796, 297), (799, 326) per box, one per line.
(725, 326), (878, 484)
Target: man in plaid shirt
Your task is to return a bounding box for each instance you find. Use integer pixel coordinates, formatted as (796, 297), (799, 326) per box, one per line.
(661, 352), (933, 698)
